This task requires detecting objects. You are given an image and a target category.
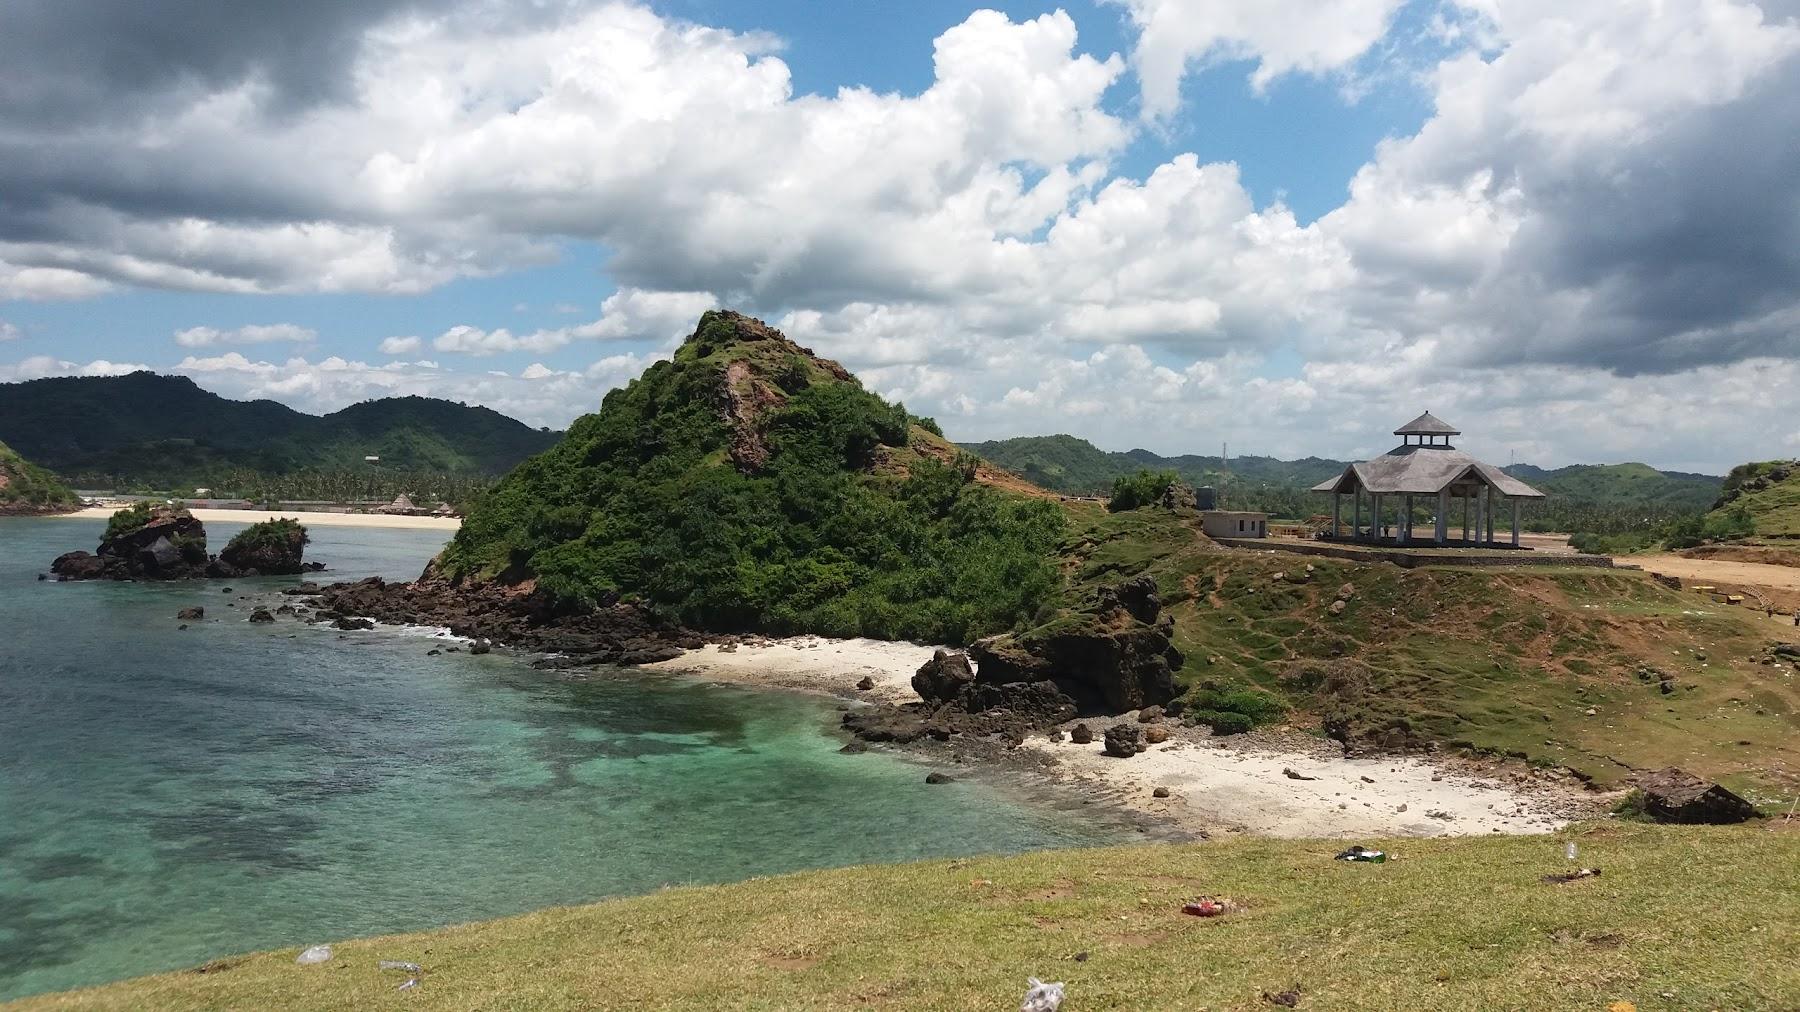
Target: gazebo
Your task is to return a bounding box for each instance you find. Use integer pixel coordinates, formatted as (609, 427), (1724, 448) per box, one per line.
(1309, 412), (1546, 547)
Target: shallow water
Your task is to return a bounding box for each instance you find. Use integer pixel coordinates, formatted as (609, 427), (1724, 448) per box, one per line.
(0, 518), (1120, 999)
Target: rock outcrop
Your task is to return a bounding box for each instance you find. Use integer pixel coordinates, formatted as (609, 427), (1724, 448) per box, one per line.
(218, 519), (311, 576)
(1637, 768), (1759, 824)
(968, 575), (1181, 713)
(52, 505), (210, 581)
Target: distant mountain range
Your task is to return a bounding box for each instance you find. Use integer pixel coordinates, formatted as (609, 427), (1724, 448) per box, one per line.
(0, 372), (561, 487)
(962, 434), (1723, 510)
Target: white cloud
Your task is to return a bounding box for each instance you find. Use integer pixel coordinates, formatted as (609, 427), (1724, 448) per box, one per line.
(0, 355), (148, 382)
(378, 335), (422, 355)
(173, 322), (317, 348)
(433, 287), (716, 356)
(0, 263), (113, 300)
(0, 320), (19, 341)
(1115, 0), (1406, 117)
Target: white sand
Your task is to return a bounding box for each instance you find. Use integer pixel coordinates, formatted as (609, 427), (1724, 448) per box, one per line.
(60, 506), (461, 531)
(643, 635), (1592, 839)
(1017, 724), (1586, 839)
(642, 637), (934, 705)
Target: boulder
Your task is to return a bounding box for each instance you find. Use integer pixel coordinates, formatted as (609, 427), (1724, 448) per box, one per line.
(924, 772), (955, 785)
(1144, 724), (1170, 744)
(1103, 722), (1144, 758)
(855, 675), (876, 691)
(1137, 705), (1164, 723)
(912, 649), (976, 703)
(334, 617), (375, 631)
(220, 520), (310, 576)
(248, 607), (276, 624)
(1638, 768), (1759, 824)
(469, 638), (493, 655)
(967, 576), (1181, 715)
(177, 606), (205, 621)
(1069, 722), (1094, 745)
(51, 551), (111, 581)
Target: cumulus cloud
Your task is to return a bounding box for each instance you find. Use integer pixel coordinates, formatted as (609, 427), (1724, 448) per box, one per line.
(1114, 0), (1406, 116)
(0, 355), (148, 382)
(4, 0), (1800, 471)
(173, 323), (317, 348)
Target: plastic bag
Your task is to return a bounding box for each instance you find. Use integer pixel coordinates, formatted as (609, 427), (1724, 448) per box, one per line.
(1021, 977), (1065, 1012)
(295, 945), (332, 965)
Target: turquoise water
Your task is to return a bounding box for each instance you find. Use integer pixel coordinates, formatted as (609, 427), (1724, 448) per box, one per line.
(0, 518), (1118, 1000)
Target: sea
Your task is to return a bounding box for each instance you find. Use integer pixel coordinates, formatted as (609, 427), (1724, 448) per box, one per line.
(0, 517), (1119, 1000)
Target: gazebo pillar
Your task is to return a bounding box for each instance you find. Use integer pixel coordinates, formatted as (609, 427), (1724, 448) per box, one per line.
(1489, 496), (1497, 544)
(1435, 490), (1448, 544)
(1372, 493), (1381, 541)
(1476, 488), (1488, 546)
(1511, 497), (1521, 547)
(1354, 487), (1363, 540)
(1402, 494), (1414, 543)
(1461, 495), (1471, 546)
(1332, 492), (1342, 538)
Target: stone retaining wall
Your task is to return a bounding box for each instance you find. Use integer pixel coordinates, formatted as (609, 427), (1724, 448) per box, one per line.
(1209, 537), (1617, 569)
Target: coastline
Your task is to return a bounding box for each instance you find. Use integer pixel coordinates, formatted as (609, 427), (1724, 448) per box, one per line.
(636, 635), (1599, 840)
(56, 506), (462, 531)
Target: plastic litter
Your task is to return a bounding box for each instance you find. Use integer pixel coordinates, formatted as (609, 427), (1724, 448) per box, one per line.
(379, 961), (423, 974)
(398, 978), (419, 992)
(1542, 867), (1601, 884)
(1020, 977), (1065, 1012)
(295, 945), (332, 965)
(1183, 897), (1224, 917)
(1334, 845), (1387, 863)
(1564, 840), (1579, 862)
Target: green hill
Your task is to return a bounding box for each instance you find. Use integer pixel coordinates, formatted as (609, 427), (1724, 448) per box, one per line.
(1503, 462), (1721, 511)
(961, 434), (1346, 494)
(0, 438), (78, 515)
(1711, 460), (1800, 539)
(0, 373), (560, 489)
(440, 311), (1066, 643)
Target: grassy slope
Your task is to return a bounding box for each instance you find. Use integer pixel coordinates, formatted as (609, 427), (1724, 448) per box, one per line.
(1060, 507), (1800, 798)
(1712, 461), (1800, 539)
(0, 438), (77, 512)
(1506, 462), (1722, 511)
(22, 825), (1799, 1011)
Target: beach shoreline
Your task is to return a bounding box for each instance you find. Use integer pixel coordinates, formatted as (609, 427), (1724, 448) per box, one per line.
(55, 506), (462, 531)
(636, 636), (1601, 840)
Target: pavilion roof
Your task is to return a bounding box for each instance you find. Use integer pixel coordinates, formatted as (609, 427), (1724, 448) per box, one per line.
(1309, 445), (1546, 498)
(1394, 410), (1460, 436)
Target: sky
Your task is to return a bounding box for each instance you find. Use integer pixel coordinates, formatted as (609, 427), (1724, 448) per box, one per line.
(2, 0), (1799, 474)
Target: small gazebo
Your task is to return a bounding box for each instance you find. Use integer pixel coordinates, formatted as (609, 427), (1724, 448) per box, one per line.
(1309, 412), (1546, 547)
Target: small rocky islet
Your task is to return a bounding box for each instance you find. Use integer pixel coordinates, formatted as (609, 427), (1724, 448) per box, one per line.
(49, 504), (321, 581)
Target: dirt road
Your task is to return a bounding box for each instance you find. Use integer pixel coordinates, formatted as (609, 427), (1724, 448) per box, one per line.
(1621, 553), (1800, 615)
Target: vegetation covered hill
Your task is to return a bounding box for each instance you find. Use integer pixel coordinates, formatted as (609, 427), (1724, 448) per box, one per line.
(1058, 505), (1797, 796)
(439, 312), (1065, 643)
(0, 438), (78, 515)
(0, 373), (560, 490)
(23, 824), (1798, 1010)
(964, 435), (1722, 525)
(1712, 460), (1800, 539)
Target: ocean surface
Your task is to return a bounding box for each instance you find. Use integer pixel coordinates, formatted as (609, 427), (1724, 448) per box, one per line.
(0, 517), (1119, 1000)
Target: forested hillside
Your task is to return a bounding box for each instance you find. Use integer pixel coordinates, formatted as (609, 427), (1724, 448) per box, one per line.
(0, 438), (78, 515)
(0, 372), (560, 491)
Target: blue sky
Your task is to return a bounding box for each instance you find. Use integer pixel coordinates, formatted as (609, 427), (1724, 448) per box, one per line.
(2, 0), (1798, 472)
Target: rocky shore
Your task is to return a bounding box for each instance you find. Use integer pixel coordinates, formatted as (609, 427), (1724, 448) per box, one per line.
(50, 505), (320, 581)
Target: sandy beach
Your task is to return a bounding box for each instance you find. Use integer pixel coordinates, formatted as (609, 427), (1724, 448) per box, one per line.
(643, 636), (1596, 840)
(59, 506), (462, 531)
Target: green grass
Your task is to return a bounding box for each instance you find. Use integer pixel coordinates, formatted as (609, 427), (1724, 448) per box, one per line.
(18, 824), (1799, 1010)
(1056, 510), (1800, 794)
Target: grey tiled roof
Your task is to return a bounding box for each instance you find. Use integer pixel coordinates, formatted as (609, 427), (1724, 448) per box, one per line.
(1393, 410), (1460, 436)
(1310, 445), (1546, 498)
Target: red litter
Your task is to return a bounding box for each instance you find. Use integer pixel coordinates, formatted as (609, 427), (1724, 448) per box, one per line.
(1183, 897), (1225, 917)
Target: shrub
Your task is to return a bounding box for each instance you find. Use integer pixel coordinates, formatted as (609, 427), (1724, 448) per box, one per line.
(1195, 710), (1254, 735)
(226, 518), (309, 555)
(104, 502), (156, 541)
(1108, 469), (1178, 512)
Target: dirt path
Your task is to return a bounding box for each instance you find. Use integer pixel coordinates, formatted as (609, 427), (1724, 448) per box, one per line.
(1621, 553), (1800, 614)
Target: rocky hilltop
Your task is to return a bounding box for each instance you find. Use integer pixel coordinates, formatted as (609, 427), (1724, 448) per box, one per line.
(0, 438), (79, 516)
(318, 311), (1180, 734)
(51, 504), (317, 580)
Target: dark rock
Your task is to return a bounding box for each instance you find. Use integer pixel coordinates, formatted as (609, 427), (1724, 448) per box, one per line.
(334, 617), (375, 631)
(177, 606), (205, 621)
(1137, 705), (1164, 723)
(283, 583), (321, 596)
(220, 521), (309, 576)
(50, 551), (111, 581)
(426, 648), (441, 656)
(52, 506), (212, 581)
(36, 573), (46, 581)
(855, 675), (876, 691)
(177, 623), (188, 630)
(469, 639), (493, 655)
(837, 740), (868, 754)
(925, 772), (955, 785)
(221, 587), (233, 593)
(248, 607), (276, 624)
(1638, 767), (1759, 824)
(1773, 643), (1800, 659)
(1282, 767), (1317, 781)
(968, 575), (1181, 715)
(1152, 786), (1171, 798)
(912, 649), (976, 702)
(275, 604), (295, 616)
(1070, 722), (1094, 745)
(1102, 722), (1144, 758)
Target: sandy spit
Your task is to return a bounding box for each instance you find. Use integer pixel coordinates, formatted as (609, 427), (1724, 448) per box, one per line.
(641, 636), (1593, 840)
(58, 506), (461, 531)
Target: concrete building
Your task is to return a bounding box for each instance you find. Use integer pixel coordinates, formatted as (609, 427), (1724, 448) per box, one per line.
(1309, 412), (1546, 547)
(1202, 511), (1268, 539)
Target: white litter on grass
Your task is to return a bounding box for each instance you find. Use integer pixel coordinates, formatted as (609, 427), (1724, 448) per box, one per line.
(1021, 977), (1065, 1012)
(295, 945), (332, 965)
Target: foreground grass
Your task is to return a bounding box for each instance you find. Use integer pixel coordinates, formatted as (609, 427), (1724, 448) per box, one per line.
(17, 824), (1799, 1010)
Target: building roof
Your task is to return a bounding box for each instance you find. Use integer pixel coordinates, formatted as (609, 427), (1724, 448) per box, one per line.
(1310, 445), (1546, 499)
(1393, 411), (1460, 436)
